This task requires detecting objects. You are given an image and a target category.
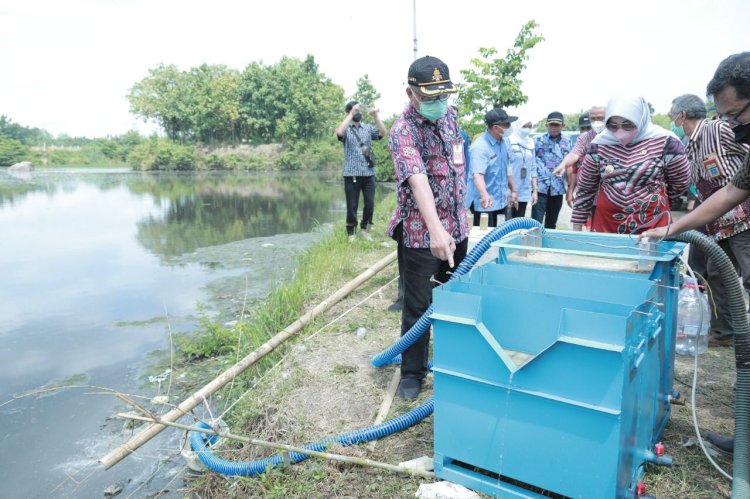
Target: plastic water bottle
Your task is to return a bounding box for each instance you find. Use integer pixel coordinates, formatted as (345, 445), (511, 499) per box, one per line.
(638, 237), (657, 271)
(675, 276), (709, 355)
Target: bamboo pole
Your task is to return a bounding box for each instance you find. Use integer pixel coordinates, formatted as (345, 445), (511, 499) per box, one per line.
(116, 412), (434, 479)
(366, 368), (401, 453)
(100, 250), (397, 470)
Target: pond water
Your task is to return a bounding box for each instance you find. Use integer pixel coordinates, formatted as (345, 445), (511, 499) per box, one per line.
(0, 168), (389, 498)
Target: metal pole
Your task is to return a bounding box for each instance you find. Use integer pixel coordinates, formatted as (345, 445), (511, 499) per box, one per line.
(412, 0), (417, 60)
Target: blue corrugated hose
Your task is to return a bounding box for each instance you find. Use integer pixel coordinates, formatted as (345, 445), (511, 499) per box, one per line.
(371, 217), (542, 367)
(674, 231), (750, 498)
(190, 400), (434, 476)
(190, 218), (541, 477)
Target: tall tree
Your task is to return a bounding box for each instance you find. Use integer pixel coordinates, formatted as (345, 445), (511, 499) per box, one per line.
(456, 20), (544, 124)
(128, 64), (193, 142)
(351, 74), (381, 110)
(186, 64), (242, 145)
(239, 55), (343, 143)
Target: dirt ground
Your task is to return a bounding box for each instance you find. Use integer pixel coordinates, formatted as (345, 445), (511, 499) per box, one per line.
(186, 207), (739, 498)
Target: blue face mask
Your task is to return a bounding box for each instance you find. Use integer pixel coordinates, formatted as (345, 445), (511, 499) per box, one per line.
(418, 99), (449, 122)
(670, 115), (685, 140)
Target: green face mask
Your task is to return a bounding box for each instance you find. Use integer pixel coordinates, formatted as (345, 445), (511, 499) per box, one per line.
(418, 99), (449, 122)
(670, 120), (685, 140)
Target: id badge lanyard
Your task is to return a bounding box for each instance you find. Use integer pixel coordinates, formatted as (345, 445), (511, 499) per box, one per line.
(452, 137), (465, 166)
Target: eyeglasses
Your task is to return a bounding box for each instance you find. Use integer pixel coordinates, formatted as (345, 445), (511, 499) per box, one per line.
(717, 99), (750, 127)
(606, 120), (637, 132)
(547, 122), (562, 128)
(412, 91), (450, 103)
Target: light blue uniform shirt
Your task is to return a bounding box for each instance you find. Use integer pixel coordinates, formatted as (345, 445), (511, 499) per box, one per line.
(535, 132), (571, 196)
(465, 131), (511, 211)
(508, 136), (537, 202)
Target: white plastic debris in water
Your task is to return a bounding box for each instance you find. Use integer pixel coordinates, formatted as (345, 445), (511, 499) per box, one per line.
(261, 243), (274, 247)
(399, 455), (434, 472)
(148, 369), (171, 384)
(151, 395), (169, 405)
(356, 327), (367, 338)
(415, 481), (480, 499)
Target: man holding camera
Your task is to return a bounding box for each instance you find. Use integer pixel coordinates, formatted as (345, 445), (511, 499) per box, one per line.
(335, 100), (387, 241)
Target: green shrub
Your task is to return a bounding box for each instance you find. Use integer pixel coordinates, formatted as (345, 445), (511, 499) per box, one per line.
(278, 140), (338, 170)
(0, 137), (31, 166)
(127, 138), (198, 171)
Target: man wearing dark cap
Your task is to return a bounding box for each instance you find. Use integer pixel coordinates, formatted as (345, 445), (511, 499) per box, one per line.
(578, 112), (592, 133)
(386, 55), (467, 400)
(465, 108), (518, 227)
(532, 111), (572, 228)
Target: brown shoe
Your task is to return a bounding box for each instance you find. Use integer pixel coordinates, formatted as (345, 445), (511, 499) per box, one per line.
(708, 331), (734, 347)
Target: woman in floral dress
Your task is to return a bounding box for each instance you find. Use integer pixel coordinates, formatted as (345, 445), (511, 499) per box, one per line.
(571, 95), (690, 234)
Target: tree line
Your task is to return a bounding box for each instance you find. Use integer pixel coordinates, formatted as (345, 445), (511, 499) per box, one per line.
(1, 20), (554, 171)
(127, 55), (344, 146)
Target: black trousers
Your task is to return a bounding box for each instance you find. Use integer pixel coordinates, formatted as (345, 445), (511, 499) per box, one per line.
(468, 201), (506, 227)
(531, 191), (563, 229)
(510, 201), (528, 219)
(398, 233), (468, 380)
(344, 175), (375, 235)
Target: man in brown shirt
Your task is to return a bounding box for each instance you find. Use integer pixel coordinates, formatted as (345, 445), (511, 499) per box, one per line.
(644, 52), (750, 263)
(643, 51), (750, 454)
(669, 93), (750, 345)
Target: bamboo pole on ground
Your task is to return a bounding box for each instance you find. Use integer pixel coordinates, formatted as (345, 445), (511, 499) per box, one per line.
(366, 368), (401, 453)
(116, 412), (434, 479)
(100, 250), (397, 470)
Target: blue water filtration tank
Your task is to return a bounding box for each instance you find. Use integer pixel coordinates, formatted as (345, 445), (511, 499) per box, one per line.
(431, 228), (686, 498)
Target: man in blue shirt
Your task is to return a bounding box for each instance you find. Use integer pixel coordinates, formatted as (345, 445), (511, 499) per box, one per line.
(465, 108), (518, 227)
(532, 111), (572, 229)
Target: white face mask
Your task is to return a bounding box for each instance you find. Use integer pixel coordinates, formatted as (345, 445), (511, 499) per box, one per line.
(591, 120), (605, 134)
(517, 127), (532, 139)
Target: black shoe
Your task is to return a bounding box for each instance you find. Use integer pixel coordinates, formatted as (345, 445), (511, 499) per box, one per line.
(387, 299), (403, 312)
(397, 378), (422, 400)
(705, 432), (734, 453)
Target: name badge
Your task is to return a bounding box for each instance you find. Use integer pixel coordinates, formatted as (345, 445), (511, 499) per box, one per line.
(452, 139), (465, 166)
(520, 167), (528, 179)
(703, 153), (724, 179)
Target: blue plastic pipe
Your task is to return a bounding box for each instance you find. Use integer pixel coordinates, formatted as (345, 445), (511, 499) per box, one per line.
(191, 218), (541, 477)
(191, 400), (434, 476)
(371, 217), (542, 367)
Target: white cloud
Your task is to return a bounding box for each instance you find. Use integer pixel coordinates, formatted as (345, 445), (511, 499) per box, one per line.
(1, 0), (748, 137)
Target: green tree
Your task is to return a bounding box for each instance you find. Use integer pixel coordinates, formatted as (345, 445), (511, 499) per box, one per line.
(128, 64), (194, 142)
(185, 64), (242, 145)
(0, 115), (53, 146)
(129, 56), (345, 149)
(0, 136), (30, 166)
(239, 55), (343, 143)
(351, 74), (381, 110)
(457, 20), (544, 125)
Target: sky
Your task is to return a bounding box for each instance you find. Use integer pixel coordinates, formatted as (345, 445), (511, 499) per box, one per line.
(1, 0), (748, 138)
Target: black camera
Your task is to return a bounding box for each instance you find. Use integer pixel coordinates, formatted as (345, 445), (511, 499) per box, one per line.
(361, 145), (376, 168)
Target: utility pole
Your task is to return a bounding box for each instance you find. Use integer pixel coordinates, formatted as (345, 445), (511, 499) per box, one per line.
(412, 0), (418, 60)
